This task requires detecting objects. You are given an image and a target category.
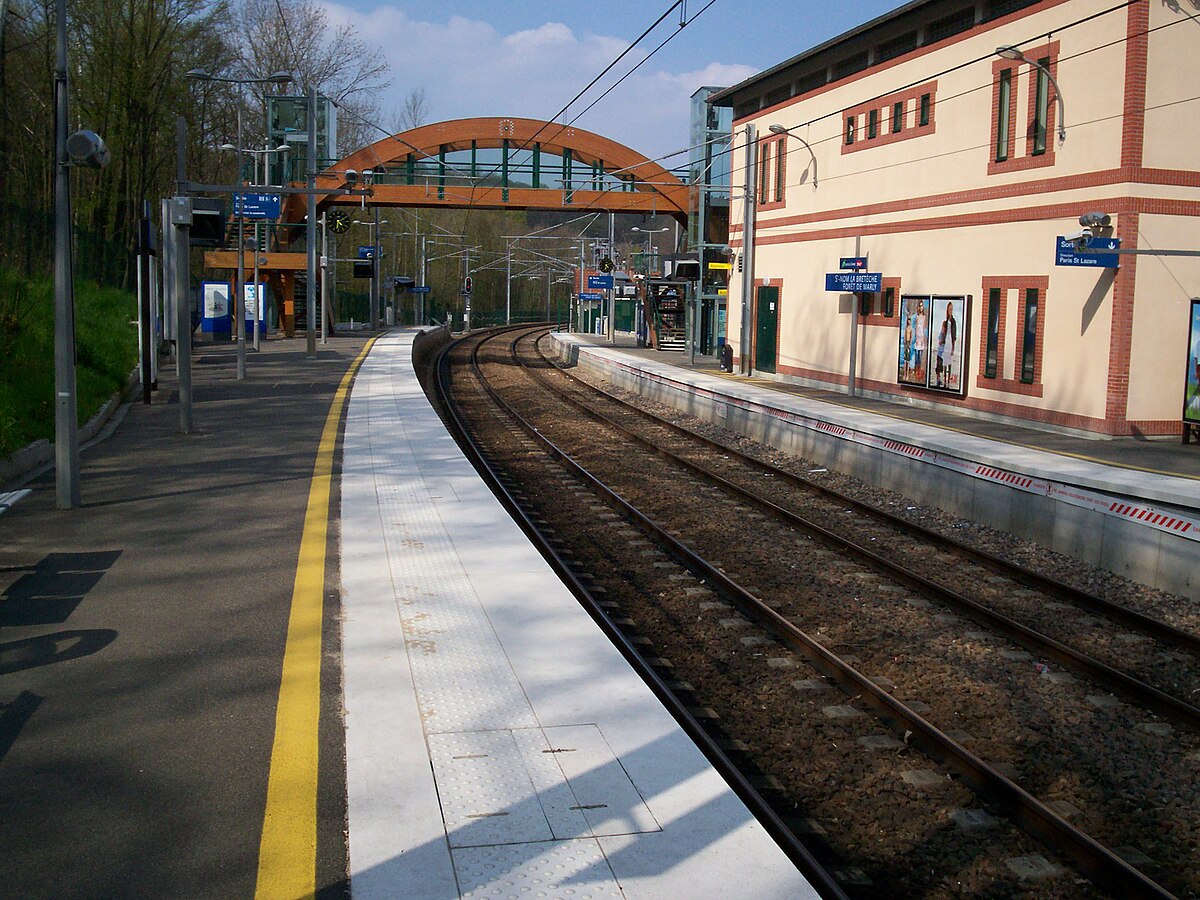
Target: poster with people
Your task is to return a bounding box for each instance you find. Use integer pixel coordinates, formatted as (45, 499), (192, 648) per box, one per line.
(897, 294), (930, 387)
(1184, 299), (1200, 424)
(897, 294), (969, 394)
(927, 295), (968, 395)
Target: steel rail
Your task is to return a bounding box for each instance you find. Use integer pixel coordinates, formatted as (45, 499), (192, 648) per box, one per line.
(515, 331), (1200, 733)
(464, 324), (1175, 899)
(431, 326), (850, 900)
(533, 331), (1200, 658)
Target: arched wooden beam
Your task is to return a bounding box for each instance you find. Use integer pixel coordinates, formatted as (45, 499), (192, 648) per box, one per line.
(281, 116), (688, 224)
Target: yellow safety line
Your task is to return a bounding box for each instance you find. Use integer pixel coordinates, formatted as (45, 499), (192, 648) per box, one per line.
(255, 336), (377, 900)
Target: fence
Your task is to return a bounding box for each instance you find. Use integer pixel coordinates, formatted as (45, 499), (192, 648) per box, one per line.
(0, 200), (131, 290)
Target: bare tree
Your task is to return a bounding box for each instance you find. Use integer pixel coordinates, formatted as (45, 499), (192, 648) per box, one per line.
(233, 0), (390, 153)
(395, 87), (430, 133)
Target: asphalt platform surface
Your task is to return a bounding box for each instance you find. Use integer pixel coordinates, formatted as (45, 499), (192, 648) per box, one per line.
(0, 333), (370, 897)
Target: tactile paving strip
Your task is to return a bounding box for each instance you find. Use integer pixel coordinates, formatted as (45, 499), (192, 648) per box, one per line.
(358, 344), (639, 893)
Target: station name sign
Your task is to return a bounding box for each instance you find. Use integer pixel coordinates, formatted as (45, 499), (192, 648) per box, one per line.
(825, 271), (882, 293)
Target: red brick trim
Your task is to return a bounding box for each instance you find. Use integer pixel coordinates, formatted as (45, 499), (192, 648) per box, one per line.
(842, 81), (937, 155)
(1105, 210), (1138, 425)
(731, 196), (1200, 249)
(732, 166), (1200, 238)
(974, 276), (1047, 398)
(987, 58), (1019, 175)
(1122, 1), (1149, 169)
(862, 276), (901, 326)
(758, 135), (787, 210)
(730, 0), (1075, 127)
(1021, 41), (1059, 164)
(977, 278), (1009, 386)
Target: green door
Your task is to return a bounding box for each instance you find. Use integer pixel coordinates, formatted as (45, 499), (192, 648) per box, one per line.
(755, 285), (779, 373)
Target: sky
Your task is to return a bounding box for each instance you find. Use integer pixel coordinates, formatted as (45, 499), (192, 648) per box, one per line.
(322, 0), (901, 167)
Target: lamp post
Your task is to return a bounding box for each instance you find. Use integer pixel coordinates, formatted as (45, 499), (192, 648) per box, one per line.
(630, 226), (668, 276)
(186, 69), (292, 377)
(767, 124), (819, 188)
(995, 45), (1066, 144)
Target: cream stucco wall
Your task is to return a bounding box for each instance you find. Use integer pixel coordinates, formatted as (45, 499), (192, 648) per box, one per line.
(727, 0), (1199, 433)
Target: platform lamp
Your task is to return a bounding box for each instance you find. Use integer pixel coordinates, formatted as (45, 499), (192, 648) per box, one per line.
(995, 45), (1066, 144)
(187, 69), (294, 378)
(767, 124), (819, 189)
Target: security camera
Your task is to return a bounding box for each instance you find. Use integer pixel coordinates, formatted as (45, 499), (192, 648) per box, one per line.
(344, 168), (358, 185)
(66, 130), (110, 169)
(362, 168), (374, 185)
(1064, 227), (1092, 243)
(1078, 212), (1111, 228)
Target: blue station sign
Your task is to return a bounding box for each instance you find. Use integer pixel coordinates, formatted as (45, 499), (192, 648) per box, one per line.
(410, 285), (431, 293)
(587, 274), (614, 290)
(825, 271), (882, 293)
(1055, 236), (1121, 268)
(233, 193), (281, 219)
(579, 291), (604, 301)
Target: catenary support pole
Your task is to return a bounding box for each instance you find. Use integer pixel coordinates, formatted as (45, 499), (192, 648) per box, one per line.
(305, 86), (317, 358)
(53, 0), (79, 508)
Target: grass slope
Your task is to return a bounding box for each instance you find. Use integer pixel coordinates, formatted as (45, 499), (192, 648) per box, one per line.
(0, 268), (137, 458)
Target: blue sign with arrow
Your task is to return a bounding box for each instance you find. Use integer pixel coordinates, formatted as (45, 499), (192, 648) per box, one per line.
(233, 193), (281, 219)
(1055, 236), (1120, 268)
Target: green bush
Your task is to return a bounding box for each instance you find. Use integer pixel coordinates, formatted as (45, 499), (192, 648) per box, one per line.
(0, 268), (137, 459)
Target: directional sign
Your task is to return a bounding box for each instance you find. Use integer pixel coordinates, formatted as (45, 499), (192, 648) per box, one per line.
(233, 193), (281, 219)
(1055, 236), (1121, 268)
(839, 256), (867, 270)
(587, 274), (614, 290)
(708, 261), (731, 270)
(411, 285), (431, 293)
(825, 271), (882, 292)
(579, 291), (603, 301)
(358, 245), (377, 259)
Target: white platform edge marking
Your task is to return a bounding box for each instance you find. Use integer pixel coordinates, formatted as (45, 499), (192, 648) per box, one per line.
(341, 332), (819, 900)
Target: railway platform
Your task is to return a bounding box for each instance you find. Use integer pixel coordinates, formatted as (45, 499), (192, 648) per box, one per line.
(553, 333), (1200, 600)
(340, 330), (819, 898)
(0, 328), (819, 898)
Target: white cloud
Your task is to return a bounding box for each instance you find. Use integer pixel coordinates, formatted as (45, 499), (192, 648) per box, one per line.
(319, 2), (753, 164)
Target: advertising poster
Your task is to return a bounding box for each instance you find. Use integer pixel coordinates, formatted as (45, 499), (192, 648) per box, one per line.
(927, 295), (969, 396)
(897, 294), (930, 386)
(203, 282), (230, 319)
(1184, 299), (1200, 425)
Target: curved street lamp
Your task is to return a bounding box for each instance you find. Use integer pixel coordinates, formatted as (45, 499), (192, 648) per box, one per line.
(767, 123), (818, 189)
(995, 45), (1066, 144)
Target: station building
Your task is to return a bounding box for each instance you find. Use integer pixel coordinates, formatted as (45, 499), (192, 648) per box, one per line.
(712, 0), (1200, 437)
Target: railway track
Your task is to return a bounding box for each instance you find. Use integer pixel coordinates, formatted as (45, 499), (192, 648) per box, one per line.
(431, 324), (1199, 899)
